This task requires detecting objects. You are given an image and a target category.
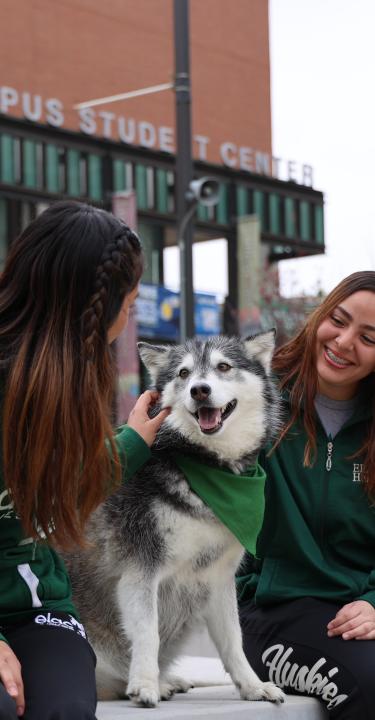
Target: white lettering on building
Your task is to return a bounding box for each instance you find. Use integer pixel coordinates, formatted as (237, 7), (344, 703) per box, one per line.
(0, 85), (314, 186)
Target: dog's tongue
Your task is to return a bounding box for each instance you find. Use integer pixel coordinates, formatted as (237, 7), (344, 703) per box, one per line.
(197, 407), (221, 430)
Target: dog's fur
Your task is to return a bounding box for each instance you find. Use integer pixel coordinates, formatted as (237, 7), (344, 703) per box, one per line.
(64, 332), (285, 706)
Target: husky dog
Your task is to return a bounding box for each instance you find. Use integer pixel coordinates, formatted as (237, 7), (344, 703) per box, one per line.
(65, 332), (284, 707)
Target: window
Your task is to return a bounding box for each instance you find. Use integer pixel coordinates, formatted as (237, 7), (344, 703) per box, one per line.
(45, 144), (60, 193)
(135, 164), (148, 210)
(67, 149), (80, 196)
(155, 168), (169, 213)
(114, 159), (126, 191)
(113, 159), (133, 193)
(13, 138), (22, 183)
(269, 194), (281, 235)
(134, 164), (155, 210)
(23, 140), (43, 189)
(299, 201), (311, 241)
(314, 205), (324, 245)
(88, 154), (102, 200)
(146, 167), (155, 209)
(0, 135), (15, 184)
(216, 183), (229, 225)
(253, 190), (265, 230)
(137, 222), (163, 285)
(284, 197), (296, 238)
(236, 186), (248, 216)
(80, 155), (88, 197)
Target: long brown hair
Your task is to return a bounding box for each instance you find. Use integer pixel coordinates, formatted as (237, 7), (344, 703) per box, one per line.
(272, 271), (375, 494)
(0, 201), (143, 548)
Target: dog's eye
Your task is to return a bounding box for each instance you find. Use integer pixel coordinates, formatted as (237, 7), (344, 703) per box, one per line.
(179, 368), (190, 379)
(217, 362), (231, 372)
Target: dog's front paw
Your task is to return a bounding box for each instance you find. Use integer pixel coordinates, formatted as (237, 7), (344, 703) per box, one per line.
(240, 680), (285, 703)
(159, 675), (193, 700)
(127, 680), (160, 708)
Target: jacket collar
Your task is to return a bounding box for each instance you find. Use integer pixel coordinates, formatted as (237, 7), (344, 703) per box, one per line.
(281, 382), (373, 429)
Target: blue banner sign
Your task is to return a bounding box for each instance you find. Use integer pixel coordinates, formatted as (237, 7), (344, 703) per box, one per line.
(136, 283), (221, 340)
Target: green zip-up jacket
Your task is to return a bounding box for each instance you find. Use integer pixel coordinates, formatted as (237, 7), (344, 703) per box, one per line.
(0, 425), (151, 643)
(237, 396), (375, 608)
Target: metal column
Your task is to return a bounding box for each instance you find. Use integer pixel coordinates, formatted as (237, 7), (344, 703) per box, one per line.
(174, 0), (195, 341)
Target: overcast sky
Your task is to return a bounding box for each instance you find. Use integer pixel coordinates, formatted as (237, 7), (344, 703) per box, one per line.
(271, 0), (375, 296)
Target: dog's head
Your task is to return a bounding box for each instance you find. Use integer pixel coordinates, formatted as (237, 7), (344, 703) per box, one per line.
(138, 332), (280, 466)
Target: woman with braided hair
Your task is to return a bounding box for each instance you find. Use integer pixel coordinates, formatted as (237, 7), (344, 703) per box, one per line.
(0, 201), (169, 719)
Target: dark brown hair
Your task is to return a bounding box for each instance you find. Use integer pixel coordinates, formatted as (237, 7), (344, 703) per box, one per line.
(272, 271), (375, 494)
(0, 201), (143, 548)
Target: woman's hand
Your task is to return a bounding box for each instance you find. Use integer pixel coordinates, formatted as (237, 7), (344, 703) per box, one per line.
(327, 600), (375, 640)
(127, 390), (170, 447)
(0, 640), (24, 715)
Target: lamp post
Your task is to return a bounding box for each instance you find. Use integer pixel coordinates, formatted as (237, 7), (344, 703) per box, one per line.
(174, 0), (195, 342)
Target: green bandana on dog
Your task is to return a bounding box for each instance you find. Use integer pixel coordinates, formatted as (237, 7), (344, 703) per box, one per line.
(172, 452), (266, 555)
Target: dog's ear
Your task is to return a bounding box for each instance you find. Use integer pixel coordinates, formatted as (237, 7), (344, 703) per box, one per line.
(243, 329), (276, 374)
(137, 342), (171, 381)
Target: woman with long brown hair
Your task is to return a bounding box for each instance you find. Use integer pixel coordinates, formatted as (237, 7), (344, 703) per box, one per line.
(238, 271), (375, 719)
(0, 201), (168, 720)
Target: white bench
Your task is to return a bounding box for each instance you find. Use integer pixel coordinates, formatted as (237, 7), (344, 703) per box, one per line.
(96, 630), (328, 719)
(97, 684), (327, 719)
(96, 655), (327, 719)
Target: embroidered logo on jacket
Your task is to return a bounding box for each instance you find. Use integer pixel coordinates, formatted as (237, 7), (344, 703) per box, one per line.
(352, 463), (363, 482)
(0, 489), (15, 520)
(262, 644), (348, 709)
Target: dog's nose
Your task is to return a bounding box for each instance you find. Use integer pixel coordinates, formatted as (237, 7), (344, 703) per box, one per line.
(190, 383), (211, 401)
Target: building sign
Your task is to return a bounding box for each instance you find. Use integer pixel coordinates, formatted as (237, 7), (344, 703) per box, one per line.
(136, 283), (221, 340)
(0, 85), (314, 186)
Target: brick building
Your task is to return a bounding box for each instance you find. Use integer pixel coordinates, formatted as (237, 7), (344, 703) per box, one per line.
(0, 0), (324, 367)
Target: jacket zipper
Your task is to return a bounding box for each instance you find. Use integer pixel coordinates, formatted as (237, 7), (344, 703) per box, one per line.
(319, 439), (333, 546)
(326, 441), (333, 471)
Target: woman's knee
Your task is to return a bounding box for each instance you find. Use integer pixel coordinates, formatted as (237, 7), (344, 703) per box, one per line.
(54, 700), (97, 720)
(0, 685), (17, 720)
(25, 698), (96, 720)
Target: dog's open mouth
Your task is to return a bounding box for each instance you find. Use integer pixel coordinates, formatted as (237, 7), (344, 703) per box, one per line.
(194, 400), (237, 434)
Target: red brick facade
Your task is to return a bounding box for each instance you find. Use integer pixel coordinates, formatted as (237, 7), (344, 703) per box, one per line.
(0, 0), (272, 166)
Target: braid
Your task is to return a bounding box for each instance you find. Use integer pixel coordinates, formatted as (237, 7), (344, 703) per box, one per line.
(81, 225), (141, 358)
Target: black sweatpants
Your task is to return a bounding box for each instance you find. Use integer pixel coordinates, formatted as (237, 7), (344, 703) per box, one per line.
(240, 597), (375, 720)
(0, 612), (97, 720)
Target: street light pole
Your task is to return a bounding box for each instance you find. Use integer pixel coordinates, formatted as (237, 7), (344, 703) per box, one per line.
(174, 0), (195, 342)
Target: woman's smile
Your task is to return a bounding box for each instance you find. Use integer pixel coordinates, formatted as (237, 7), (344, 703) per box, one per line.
(323, 346), (353, 368)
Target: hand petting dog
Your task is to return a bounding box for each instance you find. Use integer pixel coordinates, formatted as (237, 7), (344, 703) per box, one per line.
(327, 600), (375, 640)
(127, 390), (170, 446)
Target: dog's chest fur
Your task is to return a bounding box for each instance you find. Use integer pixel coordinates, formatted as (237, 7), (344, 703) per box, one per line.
(93, 454), (243, 585)
(65, 455), (244, 681)
(152, 499), (243, 594)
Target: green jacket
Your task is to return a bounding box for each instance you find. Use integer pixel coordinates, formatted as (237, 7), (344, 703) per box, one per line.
(0, 425), (151, 643)
(237, 396), (375, 608)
